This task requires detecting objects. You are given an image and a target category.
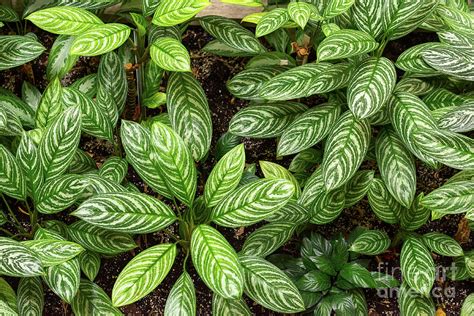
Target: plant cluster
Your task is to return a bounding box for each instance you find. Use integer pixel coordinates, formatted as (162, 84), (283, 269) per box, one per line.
(0, 0), (473, 315)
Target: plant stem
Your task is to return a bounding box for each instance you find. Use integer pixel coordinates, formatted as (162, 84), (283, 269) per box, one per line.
(0, 228), (14, 237)
(1, 193), (26, 233)
(164, 228), (180, 242)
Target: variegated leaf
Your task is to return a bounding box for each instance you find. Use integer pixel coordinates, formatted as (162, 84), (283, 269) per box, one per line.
(0, 35), (45, 71)
(72, 279), (122, 315)
(70, 23), (131, 57)
(0, 277), (16, 314)
(348, 57), (396, 119)
(47, 35), (78, 80)
(256, 8), (289, 37)
(205, 144), (245, 207)
(260, 161), (300, 198)
(200, 16), (266, 55)
(395, 42), (442, 76)
(324, 0), (355, 19)
(438, 30), (474, 50)
(151, 37), (191, 72)
(96, 86), (118, 127)
(212, 294), (252, 316)
(289, 148), (322, 173)
(167, 72), (212, 160)
(0, 106), (23, 136)
(422, 232), (463, 257)
(0, 145), (26, 200)
(152, 0), (210, 26)
(0, 237), (43, 277)
(19, 84), (41, 117)
(395, 77), (433, 95)
(239, 255), (305, 313)
(191, 225), (243, 299)
(164, 271), (196, 316)
(0, 89), (36, 127)
(298, 167), (325, 208)
(436, 4), (474, 32)
(461, 293), (474, 316)
(68, 220), (137, 255)
(437, 102), (474, 133)
(0, 4), (19, 21)
(78, 251), (101, 281)
(211, 179), (295, 227)
(422, 46), (474, 81)
(421, 180), (473, 215)
(70, 73), (97, 99)
(25, 6), (103, 35)
(367, 178), (402, 224)
(17, 276), (44, 316)
(246, 51), (296, 69)
(349, 229), (390, 255)
(287, 2), (314, 29)
(310, 187), (346, 224)
(306, 62), (356, 96)
(317, 29), (378, 62)
(98, 51), (127, 114)
(398, 282), (435, 316)
(36, 77), (63, 129)
(99, 157), (128, 184)
(400, 193), (430, 231)
(265, 200), (309, 224)
(344, 170), (374, 208)
(202, 39), (258, 57)
(43, 258), (81, 303)
(229, 102), (307, 138)
(241, 222), (296, 257)
(112, 243), (177, 307)
(143, 0), (160, 16)
(72, 192), (177, 234)
(23, 239), (84, 266)
(400, 236), (435, 296)
(151, 122), (197, 206)
(351, 0), (384, 38)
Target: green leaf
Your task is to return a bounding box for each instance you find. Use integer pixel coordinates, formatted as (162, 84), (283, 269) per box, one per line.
(23, 239), (84, 266)
(151, 122), (197, 206)
(0, 35), (45, 71)
(164, 271), (196, 316)
(0, 92), (36, 128)
(367, 178), (402, 224)
(72, 279), (122, 315)
(0, 278), (17, 313)
(348, 57), (396, 119)
(289, 148), (322, 173)
(294, 270), (331, 292)
(400, 236), (435, 296)
(191, 224), (243, 299)
(47, 35), (79, 80)
(36, 174), (88, 214)
(72, 192), (177, 234)
(241, 222), (296, 257)
(277, 103), (341, 156)
(395, 42), (441, 75)
(310, 186), (346, 224)
(211, 179), (295, 227)
(239, 255), (305, 313)
(39, 106), (82, 181)
(349, 229), (390, 255)
(205, 144), (245, 207)
(167, 72), (212, 160)
(351, 0), (384, 38)
(422, 232), (463, 257)
(22, 81), (42, 112)
(422, 180), (473, 215)
(202, 39), (258, 57)
(412, 128), (474, 170)
(288, 2), (313, 29)
(98, 51), (127, 114)
(376, 128), (416, 208)
(245, 51), (296, 69)
(70, 23), (131, 56)
(0, 4), (19, 21)
(0, 145), (26, 200)
(256, 8), (289, 37)
(152, 0), (210, 26)
(398, 282), (435, 316)
(150, 37), (191, 72)
(200, 16), (266, 55)
(143, 0), (161, 16)
(17, 277), (44, 316)
(298, 167), (325, 208)
(229, 102), (307, 138)
(339, 262), (377, 288)
(78, 251), (101, 281)
(265, 200), (310, 224)
(0, 106), (23, 136)
(322, 111), (371, 190)
(35, 77), (63, 129)
(437, 102), (474, 133)
(212, 294), (252, 316)
(26, 6), (103, 35)
(461, 293), (474, 316)
(68, 220), (137, 255)
(344, 170), (374, 208)
(260, 161), (300, 198)
(317, 29), (378, 61)
(395, 77), (433, 96)
(400, 193), (430, 231)
(99, 157), (128, 184)
(437, 29), (474, 50)
(70, 73), (97, 98)
(43, 258), (81, 303)
(324, 0), (355, 18)
(112, 243), (177, 307)
(436, 4), (474, 32)
(121, 120), (173, 198)
(422, 46), (474, 81)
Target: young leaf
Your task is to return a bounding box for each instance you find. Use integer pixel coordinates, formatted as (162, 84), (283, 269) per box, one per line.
(43, 258), (81, 303)
(47, 35), (79, 80)
(298, 167), (325, 208)
(288, 2), (313, 29)
(152, 0), (210, 26)
(112, 243), (177, 307)
(191, 225), (244, 299)
(422, 232), (463, 257)
(400, 237), (435, 296)
(211, 179), (295, 227)
(36, 77), (63, 129)
(0, 145), (26, 200)
(72, 279), (122, 316)
(317, 29), (378, 61)
(151, 37), (191, 72)
(72, 192), (177, 234)
(349, 229), (390, 255)
(70, 23), (131, 56)
(260, 161), (300, 198)
(367, 178), (402, 224)
(294, 270), (332, 292)
(212, 294), (252, 316)
(164, 271), (196, 316)
(99, 157), (128, 184)
(241, 222), (297, 257)
(70, 73), (97, 98)
(98, 51), (127, 114)
(321, 111), (371, 190)
(0, 4), (19, 21)
(339, 262), (377, 288)
(351, 0), (384, 38)
(0, 106), (23, 136)
(398, 282), (435, 316)
(25, 6), (103, 35)
(167, 72), (212, 160)
(205, 144), (245, 207)
(324, 0), (355, 18)
(23, 239), (84, 266)
(239, 255), (305, 313)
(78, 251), (101, 281)
(256, 8), (289, 37)
(17, 277), (44, 316)
(421, 180), (473, 215)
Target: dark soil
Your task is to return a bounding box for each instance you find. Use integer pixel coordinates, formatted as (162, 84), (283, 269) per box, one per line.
(1, 25), (472, 316)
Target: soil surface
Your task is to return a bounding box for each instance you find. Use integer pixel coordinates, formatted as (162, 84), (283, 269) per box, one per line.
(1, 24), (473, 316)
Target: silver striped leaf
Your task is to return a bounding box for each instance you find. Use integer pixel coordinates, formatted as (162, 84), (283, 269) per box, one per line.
(23, 239), (84, 267)
(22, 81), (41, 113)
(0, 92), (35, 128)
(229, 102), (307, 138)
(81, 174), (127, 201)
(265, 200), (310, 224)
(344, 170), (374, 208)
(287, 1), (314, 29)
(317, 29), (378, 62)
(97, 51), (127, 114)
(200, 16), (266, 55)
(211, 179), (295, 228)
(150, 122), (197, 206)
(260, 161), (301, 199)
(71, 279), (122, 315)
(375, 128), (416, 208)
(421, 180), (473, 215)
(17, 276), (44, 316)
(310, 186), (346, 224)
(68, 220), (137, 255)
(152, 0), (210, 26)
(398, 282), (435, 316)
(99, 157), (128, 184)
(43, 258), (81, 303)
(351, 0), (384, 38)
(323, 0), (355, 19)
(240, 255), (305, 313)
(204, 144), (245, 207)
(0, 277), (17, 314)
(461, 293), (474, 316)
(400, 236), (435, 296)
(164, 271), (196, 316)
(395, 43), (442, 76)
(422, 46), (474, 81)
(72, 192), (177, 234)
(298, 167), (325, 208)
(214, 132), (241, 161)
(277, 104), (341, 156)
(0, 4), (19, 21)
(112, 243), (177, 307)
(367, 178), (402, 224)
(148, 24), (182, 43)
(39, 106), (82, 181)
(150, 37), (191, 72)
(96, 87), (118, 127)
(0, 145), (26, 200)
(438, 30), (474, 50)
(121, 120), (173, 199)
(35, 77), (63, 129)
(241, 222), (297, 257)
(400, 194), (430, 231)
(0, 35), (45, 71)
(212, 294), (252, 316)
(143, 0), (160, 16)
(436, 4), (474, 32)
(288, 148), (322, 173)
(423, 88), (467, 110)
(305, 62), (356, 96)
(17, 133), (43, 201)
(422, 232), (463, 257)
(78, 251), (101, 281)
(394, 77), (433, 95)
(256, 8), (290, 37)
(388, 92), (440, 168)
(36, 174), (88, 214)
(70, 73), (97, 99)
(191, 225), (243, 299)
(0, 237), (43, 277)
(437, 102), (474, 133)
(349, 229), (390, 255)
(321, 111), (371, 190)
(167, 72), (212, 161)
(0, 106), (23, 136)
(347, 57), (396, 119)
(202, 39), (259, 57)
(47, 35), (78, 80)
